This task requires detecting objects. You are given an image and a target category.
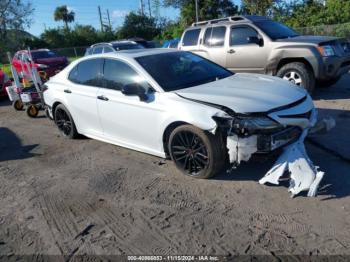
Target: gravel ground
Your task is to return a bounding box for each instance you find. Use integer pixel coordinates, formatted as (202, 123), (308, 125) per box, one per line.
(0, 75), (350, 260)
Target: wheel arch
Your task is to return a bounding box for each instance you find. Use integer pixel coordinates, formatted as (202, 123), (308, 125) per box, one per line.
(52, 101), (62, 120)
(276, 58), (315, 76)
(162, 121), (189, 158)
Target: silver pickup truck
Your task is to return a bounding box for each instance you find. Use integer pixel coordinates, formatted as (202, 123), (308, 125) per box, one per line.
(179, 15), (350, 93)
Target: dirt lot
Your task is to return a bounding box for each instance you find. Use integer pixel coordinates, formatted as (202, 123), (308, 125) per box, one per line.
(1, 75), (350, 260)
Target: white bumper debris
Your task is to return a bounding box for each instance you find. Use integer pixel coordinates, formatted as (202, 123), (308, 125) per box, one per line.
(259, 130), (324, 197)
(227, 135), (257, 164)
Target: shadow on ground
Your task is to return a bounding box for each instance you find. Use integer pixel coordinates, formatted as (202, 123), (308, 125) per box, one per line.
(0, 98), (11, 107)
(0, 127), (38, 162)
(212, 106), (350, 200)
(313, 73), (350, 101)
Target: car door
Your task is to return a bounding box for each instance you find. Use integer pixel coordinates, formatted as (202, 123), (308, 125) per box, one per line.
(96, 58), (165, 154)
(198, 26), (227, 67)
(226, 25), (268, 73)
(66, 58), (104, 136)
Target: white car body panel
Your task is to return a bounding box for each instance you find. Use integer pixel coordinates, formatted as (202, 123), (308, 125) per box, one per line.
(43, 49), (326, 196)
(175, 73), (306, 113)
(44, 49), (313, 158)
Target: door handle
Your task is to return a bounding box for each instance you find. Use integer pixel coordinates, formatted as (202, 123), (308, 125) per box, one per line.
(227, 49), (235, 54)
(64, 89), (72, 93)
(97, 95), (109, 101)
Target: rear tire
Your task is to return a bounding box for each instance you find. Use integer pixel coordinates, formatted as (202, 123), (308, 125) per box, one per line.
(277, 62), (315, 93)
(54, 104), (78, 139)
(168, 124), (226, 179)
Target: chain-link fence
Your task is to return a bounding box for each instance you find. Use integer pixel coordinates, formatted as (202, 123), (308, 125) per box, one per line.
(296, 22), (350, 40)
(1, 23), (350, 69)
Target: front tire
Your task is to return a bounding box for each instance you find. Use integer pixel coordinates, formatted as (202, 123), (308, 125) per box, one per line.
(168, 125), (225, 179)
(277, 62), (315, 93)
(54, 104), (78, 139)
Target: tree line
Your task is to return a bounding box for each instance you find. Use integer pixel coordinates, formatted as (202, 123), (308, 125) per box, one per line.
(1, 0), (350, 55)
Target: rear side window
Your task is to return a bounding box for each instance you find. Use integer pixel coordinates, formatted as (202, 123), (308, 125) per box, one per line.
(203, 26), (226, 47)
(68, 58), (103, 87)
(93, 46), (103, 54)
(103, 46), (114, 53)
(230, 26), (258, 46)
(182, 29), (201, 46)
(102, 59), (148, 91)
(84, 48), (92, 56)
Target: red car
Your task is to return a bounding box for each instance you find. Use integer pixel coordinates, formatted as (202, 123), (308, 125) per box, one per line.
(0, 69), (12, 97)
(12, 49), (68, 79)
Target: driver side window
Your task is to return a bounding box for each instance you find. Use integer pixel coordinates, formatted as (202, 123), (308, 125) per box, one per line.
(102, 59), (149, 91)
(230, 26), (258, 46)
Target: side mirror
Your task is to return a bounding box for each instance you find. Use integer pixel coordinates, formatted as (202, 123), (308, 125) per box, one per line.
(121, 83), (148, 101)
(247, 36), (263, 46)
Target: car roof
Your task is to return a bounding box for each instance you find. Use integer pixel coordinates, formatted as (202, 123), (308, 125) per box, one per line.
(17, 48), (51, 53)
(91, 40), (138, 48)
(188, 15), (269, 29)
(84, 48), (179, 60)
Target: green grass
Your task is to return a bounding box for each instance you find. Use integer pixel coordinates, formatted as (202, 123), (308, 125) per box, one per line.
(68, 56), (82, 62)
(0, 64), (11, 76)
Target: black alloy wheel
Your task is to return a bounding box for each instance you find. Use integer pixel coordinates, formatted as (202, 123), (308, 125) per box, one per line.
(168, 125), (226, 179)
(171, 130), (209, 176)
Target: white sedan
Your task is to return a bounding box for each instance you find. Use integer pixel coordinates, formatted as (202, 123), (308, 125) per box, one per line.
(43, 49), (316, 179)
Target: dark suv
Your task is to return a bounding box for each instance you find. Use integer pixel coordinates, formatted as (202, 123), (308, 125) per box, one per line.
(179, 15), (350, 92)
(85, 41), (144, 56)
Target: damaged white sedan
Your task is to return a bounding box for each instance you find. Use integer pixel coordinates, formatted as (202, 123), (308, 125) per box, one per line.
(43, 49), (323, 196)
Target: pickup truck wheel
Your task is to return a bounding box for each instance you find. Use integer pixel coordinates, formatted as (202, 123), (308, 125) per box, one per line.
(168, 125), (225, 179)
(54, 104), (78, 139)
(277, 62), (315, 93)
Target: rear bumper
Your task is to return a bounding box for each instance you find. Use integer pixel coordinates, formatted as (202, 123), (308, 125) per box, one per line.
(317, 54), (350, 80)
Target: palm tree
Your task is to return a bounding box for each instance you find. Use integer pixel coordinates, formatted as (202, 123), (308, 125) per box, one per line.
(54, 5), (75, 30)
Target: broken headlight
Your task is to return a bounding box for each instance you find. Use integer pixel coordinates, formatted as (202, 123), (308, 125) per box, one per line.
(213, 112), (282, 136)
(232, 116), (282, 135)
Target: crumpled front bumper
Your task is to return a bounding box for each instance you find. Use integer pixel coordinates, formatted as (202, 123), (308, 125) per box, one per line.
(225, 95), (329, 197)
(258, 129), (324, 197)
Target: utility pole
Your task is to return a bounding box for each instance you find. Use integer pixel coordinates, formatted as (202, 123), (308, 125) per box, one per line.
(107, 9), (112, 31)
(140, 0), (144, 16)
(98, 6), (104, 32)
(148, 0), (152, 17)
(195, 0), (199, 23)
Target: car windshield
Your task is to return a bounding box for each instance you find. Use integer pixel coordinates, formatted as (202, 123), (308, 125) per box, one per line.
(113, 44), (145, 50)
(136, 51), (233, 91)
(31, 51), (59, 59)
(254, 20), (299, 40)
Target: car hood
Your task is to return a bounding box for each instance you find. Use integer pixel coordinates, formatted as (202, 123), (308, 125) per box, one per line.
(174, 73), (307, 113)
(276, 35), (339, 45)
